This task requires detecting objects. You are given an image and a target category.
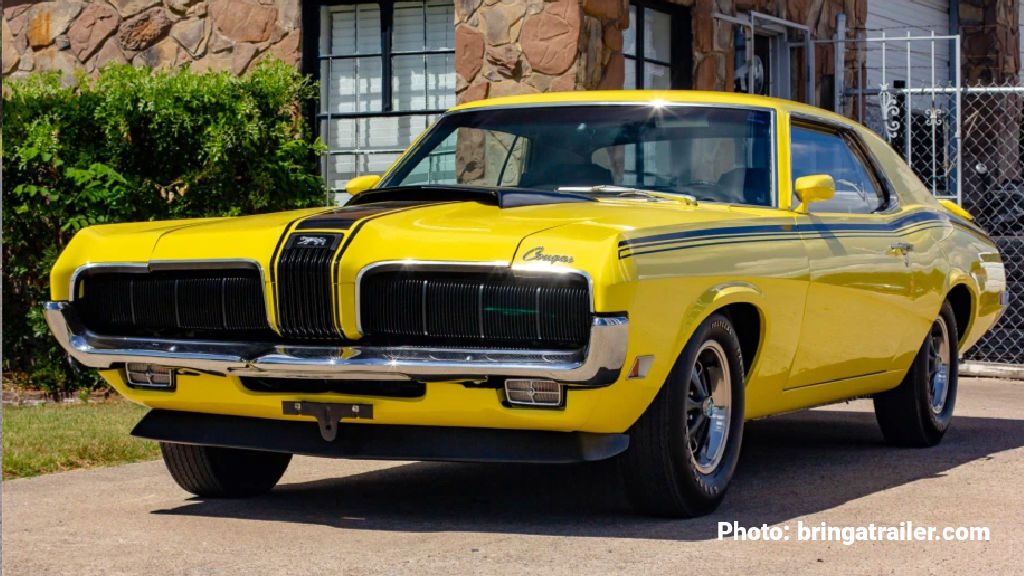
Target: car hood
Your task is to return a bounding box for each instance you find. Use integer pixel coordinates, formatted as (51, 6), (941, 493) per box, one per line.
(50, 195), (782, 301)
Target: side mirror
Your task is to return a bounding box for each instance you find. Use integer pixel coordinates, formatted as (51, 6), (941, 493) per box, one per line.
(344, 174), (382, 196)
(793, 174), (835, 214)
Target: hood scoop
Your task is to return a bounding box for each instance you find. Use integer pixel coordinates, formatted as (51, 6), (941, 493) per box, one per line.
(349, 185), (594, 209)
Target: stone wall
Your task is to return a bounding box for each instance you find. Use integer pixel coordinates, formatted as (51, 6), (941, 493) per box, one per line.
(453, 0), (866, 104)
(2, 0), (301, 82)
(684, 0), (735, 91)
(454, 0), (629, 104)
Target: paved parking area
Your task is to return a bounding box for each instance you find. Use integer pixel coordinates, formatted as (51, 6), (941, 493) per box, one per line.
(3, 377), (1022, 575)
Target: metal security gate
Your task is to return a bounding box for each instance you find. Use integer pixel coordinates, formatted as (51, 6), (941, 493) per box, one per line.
(832, 25), (962, 200)
(830, 26), (1024, 368)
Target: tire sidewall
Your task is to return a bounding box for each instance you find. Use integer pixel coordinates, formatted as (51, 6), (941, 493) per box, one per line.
(668, 314), (746, 502)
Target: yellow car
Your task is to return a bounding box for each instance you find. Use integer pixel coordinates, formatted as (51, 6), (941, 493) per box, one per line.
(46, 91), (1006, 517)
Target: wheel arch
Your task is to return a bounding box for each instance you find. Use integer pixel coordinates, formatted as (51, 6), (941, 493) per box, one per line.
(716, 302), (763, 377)
(676, 283), (766, 381)
(945, 282), (975, 349)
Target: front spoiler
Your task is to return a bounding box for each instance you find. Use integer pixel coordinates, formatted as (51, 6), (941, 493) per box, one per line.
(44, 301), (628, 385)
(133, 410), (630, 463)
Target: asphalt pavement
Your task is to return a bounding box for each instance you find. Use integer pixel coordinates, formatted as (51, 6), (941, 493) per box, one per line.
(3, 377), (1022, 575)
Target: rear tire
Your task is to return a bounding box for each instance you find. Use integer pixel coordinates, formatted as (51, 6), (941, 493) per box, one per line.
(874, 301), (959, 447)
(160, 442), (292, 498)
(620, 313), (746, 517)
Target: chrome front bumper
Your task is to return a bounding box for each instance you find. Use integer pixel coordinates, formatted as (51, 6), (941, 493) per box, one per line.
(44, 301), (628, 385)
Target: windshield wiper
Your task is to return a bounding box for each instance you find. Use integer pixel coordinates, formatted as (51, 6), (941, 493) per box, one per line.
(556, 185), (697, 205)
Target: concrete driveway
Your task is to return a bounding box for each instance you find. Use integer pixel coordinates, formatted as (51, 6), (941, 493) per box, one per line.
(4, 377), (1022, 575)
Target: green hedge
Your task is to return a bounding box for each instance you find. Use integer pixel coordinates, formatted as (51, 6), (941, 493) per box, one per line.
(2, 61), (325, 396)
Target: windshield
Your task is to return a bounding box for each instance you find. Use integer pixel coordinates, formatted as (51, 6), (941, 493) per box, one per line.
(381, 104), (774, 206)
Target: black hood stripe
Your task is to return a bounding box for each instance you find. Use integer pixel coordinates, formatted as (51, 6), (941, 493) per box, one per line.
(294, 200), (444, 230)
(270, 202), (437, 335)
(268, 207), (337, 283)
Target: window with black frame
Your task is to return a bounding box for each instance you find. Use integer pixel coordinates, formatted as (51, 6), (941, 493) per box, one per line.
(314, 0), (455, 200)
(622, 1), (692, 90)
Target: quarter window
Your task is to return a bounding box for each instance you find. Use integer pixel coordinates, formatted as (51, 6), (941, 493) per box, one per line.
(317, 1), (456, 200)
(790, 125), (884, 214)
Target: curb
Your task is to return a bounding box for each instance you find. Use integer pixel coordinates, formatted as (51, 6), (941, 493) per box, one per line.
(960, 361), (1024, 380)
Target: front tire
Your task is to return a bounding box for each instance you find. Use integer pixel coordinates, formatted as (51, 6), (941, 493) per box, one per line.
(873, 301), (959, 447)
(160, 443), (292, 498)
(621, 313), (746, 517)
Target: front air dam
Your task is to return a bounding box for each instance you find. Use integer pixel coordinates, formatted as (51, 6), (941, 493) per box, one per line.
(132, 410), (630, 464)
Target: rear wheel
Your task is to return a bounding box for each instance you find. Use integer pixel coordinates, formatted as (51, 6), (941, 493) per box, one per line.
(620, 313), (746, 517)
(874, 301), (959, 447)
(160, 443), (292, 498)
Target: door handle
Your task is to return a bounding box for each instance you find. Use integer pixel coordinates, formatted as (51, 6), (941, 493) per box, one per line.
(888, 242), (913, 255)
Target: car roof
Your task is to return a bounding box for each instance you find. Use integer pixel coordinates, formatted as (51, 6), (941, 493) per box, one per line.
(450, 90), (856, 128)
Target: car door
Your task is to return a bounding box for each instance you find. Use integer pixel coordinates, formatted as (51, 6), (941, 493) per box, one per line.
(785, 121), (918, 389)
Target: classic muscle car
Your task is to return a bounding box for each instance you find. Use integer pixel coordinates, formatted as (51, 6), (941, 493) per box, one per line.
(46, 91), (1006, 517)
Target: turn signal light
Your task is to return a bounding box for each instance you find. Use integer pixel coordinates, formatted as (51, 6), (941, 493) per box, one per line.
(125, 364), (176, 390)
(504, 379), (562, 407)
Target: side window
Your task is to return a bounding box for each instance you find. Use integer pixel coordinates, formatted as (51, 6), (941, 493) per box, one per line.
(790, 125), (884, 214)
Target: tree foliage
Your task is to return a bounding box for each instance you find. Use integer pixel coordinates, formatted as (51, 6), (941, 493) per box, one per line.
(3, 61), (325, 395)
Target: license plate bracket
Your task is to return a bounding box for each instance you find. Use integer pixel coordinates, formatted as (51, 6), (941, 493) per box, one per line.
(282, 401), (373, 442)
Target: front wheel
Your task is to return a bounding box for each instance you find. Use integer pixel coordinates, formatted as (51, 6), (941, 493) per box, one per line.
(160, 443), (292, 498)
(620, 313), (746, 517)
(873, 301), (959, 447)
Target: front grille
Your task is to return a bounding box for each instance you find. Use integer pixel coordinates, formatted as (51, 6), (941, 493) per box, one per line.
(275, 233), (342, 339)
(360, 270), (591, 348)
(75, 268), (271, 338)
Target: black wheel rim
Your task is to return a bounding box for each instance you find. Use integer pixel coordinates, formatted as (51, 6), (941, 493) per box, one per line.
(927, 315), (952, 416)
(684, 340), (732, 474)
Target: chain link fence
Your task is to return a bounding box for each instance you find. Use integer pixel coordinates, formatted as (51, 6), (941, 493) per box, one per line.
(958, 83), (1024, 365)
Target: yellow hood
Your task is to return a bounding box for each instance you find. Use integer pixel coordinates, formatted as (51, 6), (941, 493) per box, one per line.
(50, 195), (774, 305)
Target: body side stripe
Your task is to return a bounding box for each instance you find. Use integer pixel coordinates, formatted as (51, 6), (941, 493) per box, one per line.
(618, 219), (945, 256)
(618, 210), (943, 250)
(619, 226), (949, 258)
(619, 216), (949, 259)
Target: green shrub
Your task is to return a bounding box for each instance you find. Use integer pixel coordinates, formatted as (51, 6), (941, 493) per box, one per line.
(3, 61), (326, 397)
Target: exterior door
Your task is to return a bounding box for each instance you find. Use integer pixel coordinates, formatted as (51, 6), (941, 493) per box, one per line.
(785, 123), (917, 388)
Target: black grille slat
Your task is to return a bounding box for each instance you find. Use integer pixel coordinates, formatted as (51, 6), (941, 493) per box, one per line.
(75, 268), (270, 338)
(483, 283), (535, 341)
(426, 280), (479, 338)
(364, 278), (423, 337)
(361, 271), (590, 348)
(132, 276), (175, 329)
(275, 234), (341, 339)
(224, 277), (267, 330)
(177, 277), (223, 329)
(540, 285), (589, 342)
(82, 275), (134, 326)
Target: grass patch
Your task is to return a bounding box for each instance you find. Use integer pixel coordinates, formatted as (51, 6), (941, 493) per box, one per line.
(3, 400), (159, 479)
